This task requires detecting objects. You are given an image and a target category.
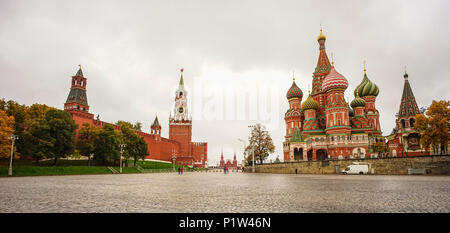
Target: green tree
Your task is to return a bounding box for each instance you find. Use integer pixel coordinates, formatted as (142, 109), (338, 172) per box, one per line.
(135, 136), (149, 166)
(133, 122), (142, 131)
(77, 123), (100, 166)
(245, 124), (275, 164)
(22, 118), (54, 164)
(116, 121), (149, 166)
(45, 109), (77, 165)
(94, 124), (120, 165)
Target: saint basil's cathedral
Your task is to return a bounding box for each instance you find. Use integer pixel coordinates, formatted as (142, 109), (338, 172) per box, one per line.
(64, 67), (208, 167)
(283, 29), (385, 161)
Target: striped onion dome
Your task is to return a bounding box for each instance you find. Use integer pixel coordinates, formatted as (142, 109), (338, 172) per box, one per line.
(350, 94), (366, 108)
(322, 65), (348, 92)
(301, 94), (319, 111)
(354, 71), (379, 97)
(286, 80), (303, 100)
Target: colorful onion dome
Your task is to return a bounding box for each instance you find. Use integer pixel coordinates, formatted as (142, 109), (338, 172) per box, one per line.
(317, 29), (326, 41)
(301, 94), (319, 111)
(321, 65), (348, 92)
(286, 80), (303, 100)
(350, 94), (366, 108)
(354, 70), (379, 97)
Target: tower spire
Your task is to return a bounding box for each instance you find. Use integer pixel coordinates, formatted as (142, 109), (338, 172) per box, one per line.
(76, 64), (84, 77)
(179, 68), (184, 86)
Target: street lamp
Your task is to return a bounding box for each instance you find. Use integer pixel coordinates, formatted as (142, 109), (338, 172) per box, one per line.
(119, 144), (126, 173)
(172, 149), (177, 172)
(8, 134), (19, 176)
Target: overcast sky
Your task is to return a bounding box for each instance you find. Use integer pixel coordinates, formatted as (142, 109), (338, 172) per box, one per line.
(1, 0), (449, 165)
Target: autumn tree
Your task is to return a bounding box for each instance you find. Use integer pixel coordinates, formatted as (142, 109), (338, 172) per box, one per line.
(0, 110), (16, 159)
(372, 142), (388, 156)
(414, 100), (450, 154)
(77, 123), (100, 166)
(244, 124), (275, 164)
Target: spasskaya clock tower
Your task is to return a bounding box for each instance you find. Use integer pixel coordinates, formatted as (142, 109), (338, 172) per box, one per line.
(169, 68), (192, 158)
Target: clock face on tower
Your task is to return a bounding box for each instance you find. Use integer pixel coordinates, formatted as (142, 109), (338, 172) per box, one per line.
(178, 107), (184, 113)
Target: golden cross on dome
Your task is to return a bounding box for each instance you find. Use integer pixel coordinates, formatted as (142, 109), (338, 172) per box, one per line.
(78, 64), (82, 69)
(363, 60), (367, 73)
(331, 52), (335, 66)
(292, 71), (295, 81)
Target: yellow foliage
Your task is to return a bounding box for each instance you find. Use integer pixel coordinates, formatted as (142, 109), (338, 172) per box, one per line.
(0, 110), (16, 159)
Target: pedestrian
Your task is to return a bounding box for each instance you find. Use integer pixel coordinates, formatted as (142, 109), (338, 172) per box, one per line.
(295, 168), (298, 174)
(181, 167), (183, 174)
(178, 167), (180, 174)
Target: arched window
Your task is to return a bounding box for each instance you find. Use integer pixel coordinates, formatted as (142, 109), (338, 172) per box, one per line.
(410, 118), (415, 127)
(401, 119), (406, 128)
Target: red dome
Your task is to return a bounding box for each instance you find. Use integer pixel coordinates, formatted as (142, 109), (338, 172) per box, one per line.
(322, 66), (348, 92)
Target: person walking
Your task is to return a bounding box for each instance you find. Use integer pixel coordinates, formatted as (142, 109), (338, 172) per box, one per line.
(295, 168), (298, 174)
(181, 167), (183, 174)
(178, 167), (180, 175)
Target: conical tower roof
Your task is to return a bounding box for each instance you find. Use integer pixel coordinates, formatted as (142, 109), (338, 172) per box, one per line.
(75, 64), (84, 77)
(151, 116), (161, 127)
(398, 72), (420, 118)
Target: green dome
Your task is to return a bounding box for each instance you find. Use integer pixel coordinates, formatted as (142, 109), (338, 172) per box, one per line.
(301, 94), (319, 111)
(354, 72), (379, 97)
(351, 95), (366, 108)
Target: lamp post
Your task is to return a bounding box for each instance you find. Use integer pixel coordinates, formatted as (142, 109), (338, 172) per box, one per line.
(172, 149), (177, 172)
(119, 144), (126, 173)
(8, 134), (18, 176)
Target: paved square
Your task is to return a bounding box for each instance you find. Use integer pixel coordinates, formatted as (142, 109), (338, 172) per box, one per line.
(0, 173), (449, 212)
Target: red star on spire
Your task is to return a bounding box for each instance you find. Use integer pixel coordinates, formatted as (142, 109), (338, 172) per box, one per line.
(180, 68), (184, 73)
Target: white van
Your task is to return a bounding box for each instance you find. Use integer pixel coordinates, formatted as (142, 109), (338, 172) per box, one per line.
(342, 164), (369, 175)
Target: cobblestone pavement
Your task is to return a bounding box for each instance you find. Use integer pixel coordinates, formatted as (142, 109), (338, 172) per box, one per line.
(0, 172), (449, 213)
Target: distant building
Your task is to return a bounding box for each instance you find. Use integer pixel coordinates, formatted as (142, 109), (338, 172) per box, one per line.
(219, 151), (240, 169)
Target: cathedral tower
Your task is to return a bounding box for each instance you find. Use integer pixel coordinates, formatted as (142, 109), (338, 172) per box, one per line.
(322, 62), (350, 135)
(354, 64), (381, 135)
(285, 76), (303, 140)
(312, 29), (332, 129)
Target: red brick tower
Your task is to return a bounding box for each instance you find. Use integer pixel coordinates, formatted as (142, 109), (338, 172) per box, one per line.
(312, 29), (332, 129)
(219, 150), (224, 167)
(233, 152), (237, 167)
(169, 68), (192, 158)
(150, 116), (162, 141)
(64, 65), (94, 131)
